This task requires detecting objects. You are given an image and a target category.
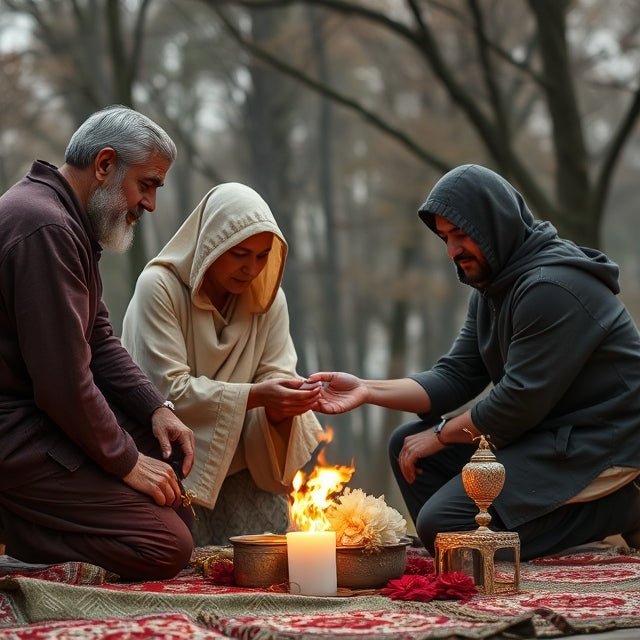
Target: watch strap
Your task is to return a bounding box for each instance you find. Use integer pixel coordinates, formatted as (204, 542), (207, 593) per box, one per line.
(433, 417), (447, 443)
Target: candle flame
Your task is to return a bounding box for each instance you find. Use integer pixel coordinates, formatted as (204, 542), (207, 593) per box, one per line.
(289, 427), (355, 532)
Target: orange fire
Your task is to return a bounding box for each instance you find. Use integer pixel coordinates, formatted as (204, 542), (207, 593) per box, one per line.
(288, 427), (355, 532)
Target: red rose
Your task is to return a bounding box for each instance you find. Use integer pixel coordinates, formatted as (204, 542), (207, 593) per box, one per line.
(435, 571), (477, 602)
(381, 574), (439, 601)
(381, 571), (477, 603)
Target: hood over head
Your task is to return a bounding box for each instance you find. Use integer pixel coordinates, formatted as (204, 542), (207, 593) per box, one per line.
(417, 164), (619, 294)
(147, 182), (287, 313)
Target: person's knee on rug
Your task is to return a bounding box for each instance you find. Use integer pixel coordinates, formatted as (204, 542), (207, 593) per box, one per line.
(71, 519), (193, 581)
(0, 500), (193, 581)
(117, 517), (194, 581)
(508, 481), (640, 560)
(407, 470), (640, 561)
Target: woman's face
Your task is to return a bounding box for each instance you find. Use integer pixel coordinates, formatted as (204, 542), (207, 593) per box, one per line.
(206, 231), (274, 298)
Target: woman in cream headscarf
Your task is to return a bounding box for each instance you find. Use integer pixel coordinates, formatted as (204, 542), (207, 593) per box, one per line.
(121, 183), (324, 544)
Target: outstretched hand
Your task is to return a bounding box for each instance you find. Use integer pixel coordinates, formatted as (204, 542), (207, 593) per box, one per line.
(305, 372), (369, 414)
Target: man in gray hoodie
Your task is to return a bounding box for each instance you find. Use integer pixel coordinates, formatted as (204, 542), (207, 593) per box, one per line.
(309, 164), (640, 560)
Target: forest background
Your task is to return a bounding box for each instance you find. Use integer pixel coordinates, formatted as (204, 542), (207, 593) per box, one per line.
(1, 0), (639, 526)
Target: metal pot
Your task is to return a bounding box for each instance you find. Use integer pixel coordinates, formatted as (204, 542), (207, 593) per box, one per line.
(336, 540), (410, 589)
(230, 534), (410, 590)
(230, 534), (288, 588)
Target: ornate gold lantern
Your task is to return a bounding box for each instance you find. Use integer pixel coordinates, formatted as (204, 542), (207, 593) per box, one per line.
(434, 434), (520, 595)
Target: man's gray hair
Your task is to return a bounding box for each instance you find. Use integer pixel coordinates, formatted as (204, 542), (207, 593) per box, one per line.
(64, 105), (177, 169)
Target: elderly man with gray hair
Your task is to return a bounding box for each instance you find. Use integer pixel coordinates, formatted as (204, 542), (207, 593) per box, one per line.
(0, 105), (195, 580)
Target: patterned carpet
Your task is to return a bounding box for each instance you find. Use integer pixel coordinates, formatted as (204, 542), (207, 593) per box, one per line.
(1, 543), (640, 639)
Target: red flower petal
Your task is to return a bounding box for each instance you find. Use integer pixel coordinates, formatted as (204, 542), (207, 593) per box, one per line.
(382, 571), (477, 602)
(205, 560), (235, 585)
(404, 555), (435, 575)
(381, 574), (439, 601)
(435, 571), (477, 603)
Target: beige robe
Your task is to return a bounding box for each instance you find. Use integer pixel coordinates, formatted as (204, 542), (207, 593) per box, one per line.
(122, 183), (323, 509)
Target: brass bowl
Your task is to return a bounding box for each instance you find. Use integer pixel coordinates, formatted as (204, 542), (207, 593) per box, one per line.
(230, 534), (410, 590)
(230, 534), (288, 588)
(336, 539), (410, 589)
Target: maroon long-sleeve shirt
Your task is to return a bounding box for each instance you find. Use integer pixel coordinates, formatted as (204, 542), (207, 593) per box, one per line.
(0, 160), (165, 489)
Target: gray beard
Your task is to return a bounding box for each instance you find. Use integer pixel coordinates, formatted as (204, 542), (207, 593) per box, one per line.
(87, 179), (134, 253)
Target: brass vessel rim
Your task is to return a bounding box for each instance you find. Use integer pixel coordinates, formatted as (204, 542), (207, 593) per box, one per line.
(229, 534), (413, 550)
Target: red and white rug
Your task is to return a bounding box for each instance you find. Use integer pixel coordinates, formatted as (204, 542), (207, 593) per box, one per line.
(1, 544), (640, 639)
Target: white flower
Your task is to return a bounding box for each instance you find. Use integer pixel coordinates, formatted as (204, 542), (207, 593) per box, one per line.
(325, 487), (407, 551)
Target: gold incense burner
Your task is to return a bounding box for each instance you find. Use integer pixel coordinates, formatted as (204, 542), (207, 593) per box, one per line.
(434, 434), (520, 595)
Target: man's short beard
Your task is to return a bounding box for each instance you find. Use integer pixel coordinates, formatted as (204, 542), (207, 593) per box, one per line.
(456, 262), (493, 289)
(87, 165), (134, 253)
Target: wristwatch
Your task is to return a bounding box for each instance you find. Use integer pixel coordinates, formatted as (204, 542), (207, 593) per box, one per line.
(433, 417), (447, 444)
(162, 400), (175, 411)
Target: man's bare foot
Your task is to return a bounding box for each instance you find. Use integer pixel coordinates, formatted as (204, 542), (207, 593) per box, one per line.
(604, 534), (628, 547)
(622, 529), (640, 549)
(620, 481), (640, 548)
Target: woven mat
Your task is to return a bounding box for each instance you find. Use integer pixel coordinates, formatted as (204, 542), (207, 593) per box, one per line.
(1, 544), (640, 639)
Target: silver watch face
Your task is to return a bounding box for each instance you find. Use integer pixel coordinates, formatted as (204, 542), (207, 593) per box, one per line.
(163, 400), (175, 411)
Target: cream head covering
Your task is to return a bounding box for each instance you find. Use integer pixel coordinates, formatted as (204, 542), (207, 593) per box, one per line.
(149, 182), (288, 314)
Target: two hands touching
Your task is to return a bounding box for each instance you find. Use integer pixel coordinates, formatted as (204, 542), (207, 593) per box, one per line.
(246, 372), (370, 424)
(305, 372), (370, 414)
(247, 372), (371, 424)
(301, 371), (459, 484)
(247, 377), (323, 424)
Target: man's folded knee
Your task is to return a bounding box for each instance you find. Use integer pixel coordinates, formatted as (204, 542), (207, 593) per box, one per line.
(120, 528), (193, 580)
(154, 529), (193, 579)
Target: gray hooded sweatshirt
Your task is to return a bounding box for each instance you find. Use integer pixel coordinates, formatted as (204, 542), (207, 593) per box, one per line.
(410, 164), (640, 528)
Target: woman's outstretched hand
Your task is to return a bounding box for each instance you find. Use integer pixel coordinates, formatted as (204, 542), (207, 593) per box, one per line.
(305, 372), (369, 414)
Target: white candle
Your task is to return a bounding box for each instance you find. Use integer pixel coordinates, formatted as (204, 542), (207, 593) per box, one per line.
(286, 531), (337, 596)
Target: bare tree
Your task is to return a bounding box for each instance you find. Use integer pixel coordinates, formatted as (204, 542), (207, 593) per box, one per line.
(0, 0), (158, 284)
(199, 0), (640, 248)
